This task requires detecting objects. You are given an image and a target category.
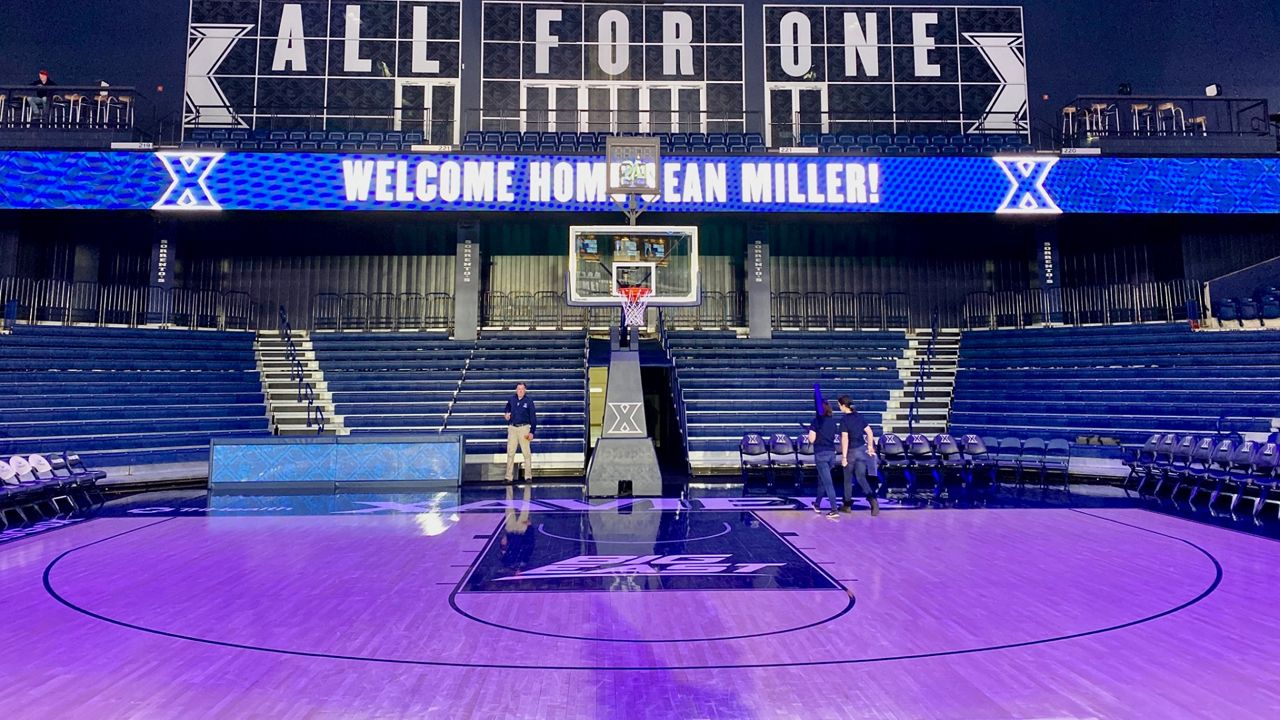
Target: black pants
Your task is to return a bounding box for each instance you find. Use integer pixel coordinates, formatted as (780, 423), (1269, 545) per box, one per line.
(842, 447), (878, 506)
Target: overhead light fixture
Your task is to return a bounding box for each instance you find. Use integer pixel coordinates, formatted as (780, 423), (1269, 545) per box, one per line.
(1205, 84), (1223, 97)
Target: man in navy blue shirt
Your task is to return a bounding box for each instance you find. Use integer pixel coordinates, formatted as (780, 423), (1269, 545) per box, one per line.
(838, 395), (880, 516)
(807, 403), (843, 520)
(504, 382), (537, 482)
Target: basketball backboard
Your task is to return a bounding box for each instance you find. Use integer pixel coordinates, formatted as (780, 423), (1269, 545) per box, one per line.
(567, 226), (700, 306)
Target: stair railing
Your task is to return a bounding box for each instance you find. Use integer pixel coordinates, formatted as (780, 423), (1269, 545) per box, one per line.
(906, 307), (941, 436)
(279, 305), (326, 433)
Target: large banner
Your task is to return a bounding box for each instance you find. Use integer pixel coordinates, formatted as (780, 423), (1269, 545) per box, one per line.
(2, 152), (1278, 214)
(185, 0), (462, 142)
(764, 4), (1027, 144)
(480, 1), (747, 133)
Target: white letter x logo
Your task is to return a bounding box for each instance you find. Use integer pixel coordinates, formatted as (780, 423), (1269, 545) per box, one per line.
(995, 157), (1061, 214)
(153, 152), (224, 211)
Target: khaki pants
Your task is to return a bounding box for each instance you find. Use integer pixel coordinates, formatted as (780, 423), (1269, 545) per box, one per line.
(506, 424), (532, 480)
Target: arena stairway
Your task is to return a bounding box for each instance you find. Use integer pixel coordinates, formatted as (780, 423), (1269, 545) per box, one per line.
(950, 323), (1280, 463)
(0, 325), (271, 469)
(312, 330), (589, 476)
(666, 330), (908, 473)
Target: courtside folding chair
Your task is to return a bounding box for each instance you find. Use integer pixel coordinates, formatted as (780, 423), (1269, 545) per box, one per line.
(793, 433), (816, 490)
(959, 434), (996, 501)
(1201, 439), (1240, 508)
(768, 433), (800, 490)
(1123, 434), (1162, 496)
(1017, 438), (1048, 490)
(903, 434), (937, 503)
(876, 434), (909, 498)
(63, 453), (107, 502)
(1233, 442), (1279, 518)
(739, 433), (773, 492)
(932, 434), (967, 503)
(1043, 440), (1072, 495)
(1220, 441), (1261, 514)
(994, 437), (1024, 487)
(27, 454), (78, 512)
(1141, 433), (1180, 496)
(0, 460), (39, 528)
(1170, 437), (1212, 501)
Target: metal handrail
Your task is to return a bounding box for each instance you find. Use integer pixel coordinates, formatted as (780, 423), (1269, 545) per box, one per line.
(907, 308), (941, 435)
(279, 305), (325, 434)
(0, 276), (259, 331)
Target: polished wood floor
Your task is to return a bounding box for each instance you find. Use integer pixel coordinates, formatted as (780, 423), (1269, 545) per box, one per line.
(2, 496), (1277, 719)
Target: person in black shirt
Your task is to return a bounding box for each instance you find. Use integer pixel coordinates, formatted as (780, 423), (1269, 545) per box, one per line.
(838, 395), (881, 516)
(503, 382), (536, 482)
(807, 402), (843, 520)
(29, 70), (55, 123)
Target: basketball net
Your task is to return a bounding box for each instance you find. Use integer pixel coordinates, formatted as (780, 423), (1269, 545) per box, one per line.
(619, 286), (652, 328)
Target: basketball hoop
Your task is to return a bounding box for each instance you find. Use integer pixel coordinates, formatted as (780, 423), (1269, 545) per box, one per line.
(619, 286), (652, 328)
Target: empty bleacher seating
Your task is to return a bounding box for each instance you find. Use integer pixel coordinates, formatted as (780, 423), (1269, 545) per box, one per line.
(444, 332), (587, 464)
(668, 330), (907, 471)
(1216, 283), (1280, 326)
(951, 324), (1280, 458)
(312, 330), (588, 471)
(799, 132), (1034, 155)
(311, 331), (470, 434)
(0, 325), (270, 467)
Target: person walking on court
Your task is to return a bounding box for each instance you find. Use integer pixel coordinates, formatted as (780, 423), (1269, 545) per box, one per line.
(808, 402), (843, 520)
(838, 395), (881, 516)
(504, 382), (536, 482)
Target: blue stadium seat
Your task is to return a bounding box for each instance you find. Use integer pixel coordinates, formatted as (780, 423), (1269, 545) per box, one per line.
(1260, 295), (1280, 320)
(405, 131), (424, 145)
(462, 131), (483, 150)
(230, 130), (249, 141)
(308, 131), (326, 142)
(288, 131), (306, 142)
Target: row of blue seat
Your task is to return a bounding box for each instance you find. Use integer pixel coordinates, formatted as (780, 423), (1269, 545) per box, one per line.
(669, 330), (907, 460)
(462, 131), (767, 154)
(800, 132), (1035, 155)
(1217, 284), (1280, 325)
(952, 324), (1280, 454)
(738, 432), (1069, 503)
(313, 331), (589, 460)
(1123, 434), (1279, 517)
(0, 452), (105, 530)
(0, 325), (271, 467)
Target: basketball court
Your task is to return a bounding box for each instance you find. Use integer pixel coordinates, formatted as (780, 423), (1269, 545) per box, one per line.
(3, 488), (1278, 718)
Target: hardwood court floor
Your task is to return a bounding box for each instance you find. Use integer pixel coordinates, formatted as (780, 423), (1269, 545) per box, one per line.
(2, 494), (1278, 719)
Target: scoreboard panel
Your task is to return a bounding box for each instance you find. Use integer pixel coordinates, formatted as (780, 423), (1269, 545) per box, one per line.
(186, 0), (462, 141)
(763, 4), (1027, 143)
(480, 2), (747, 133)
(184, 2), (1028, 145)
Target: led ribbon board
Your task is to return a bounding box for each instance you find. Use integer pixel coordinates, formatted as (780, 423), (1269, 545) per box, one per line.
(0, 152), (1278, 214)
